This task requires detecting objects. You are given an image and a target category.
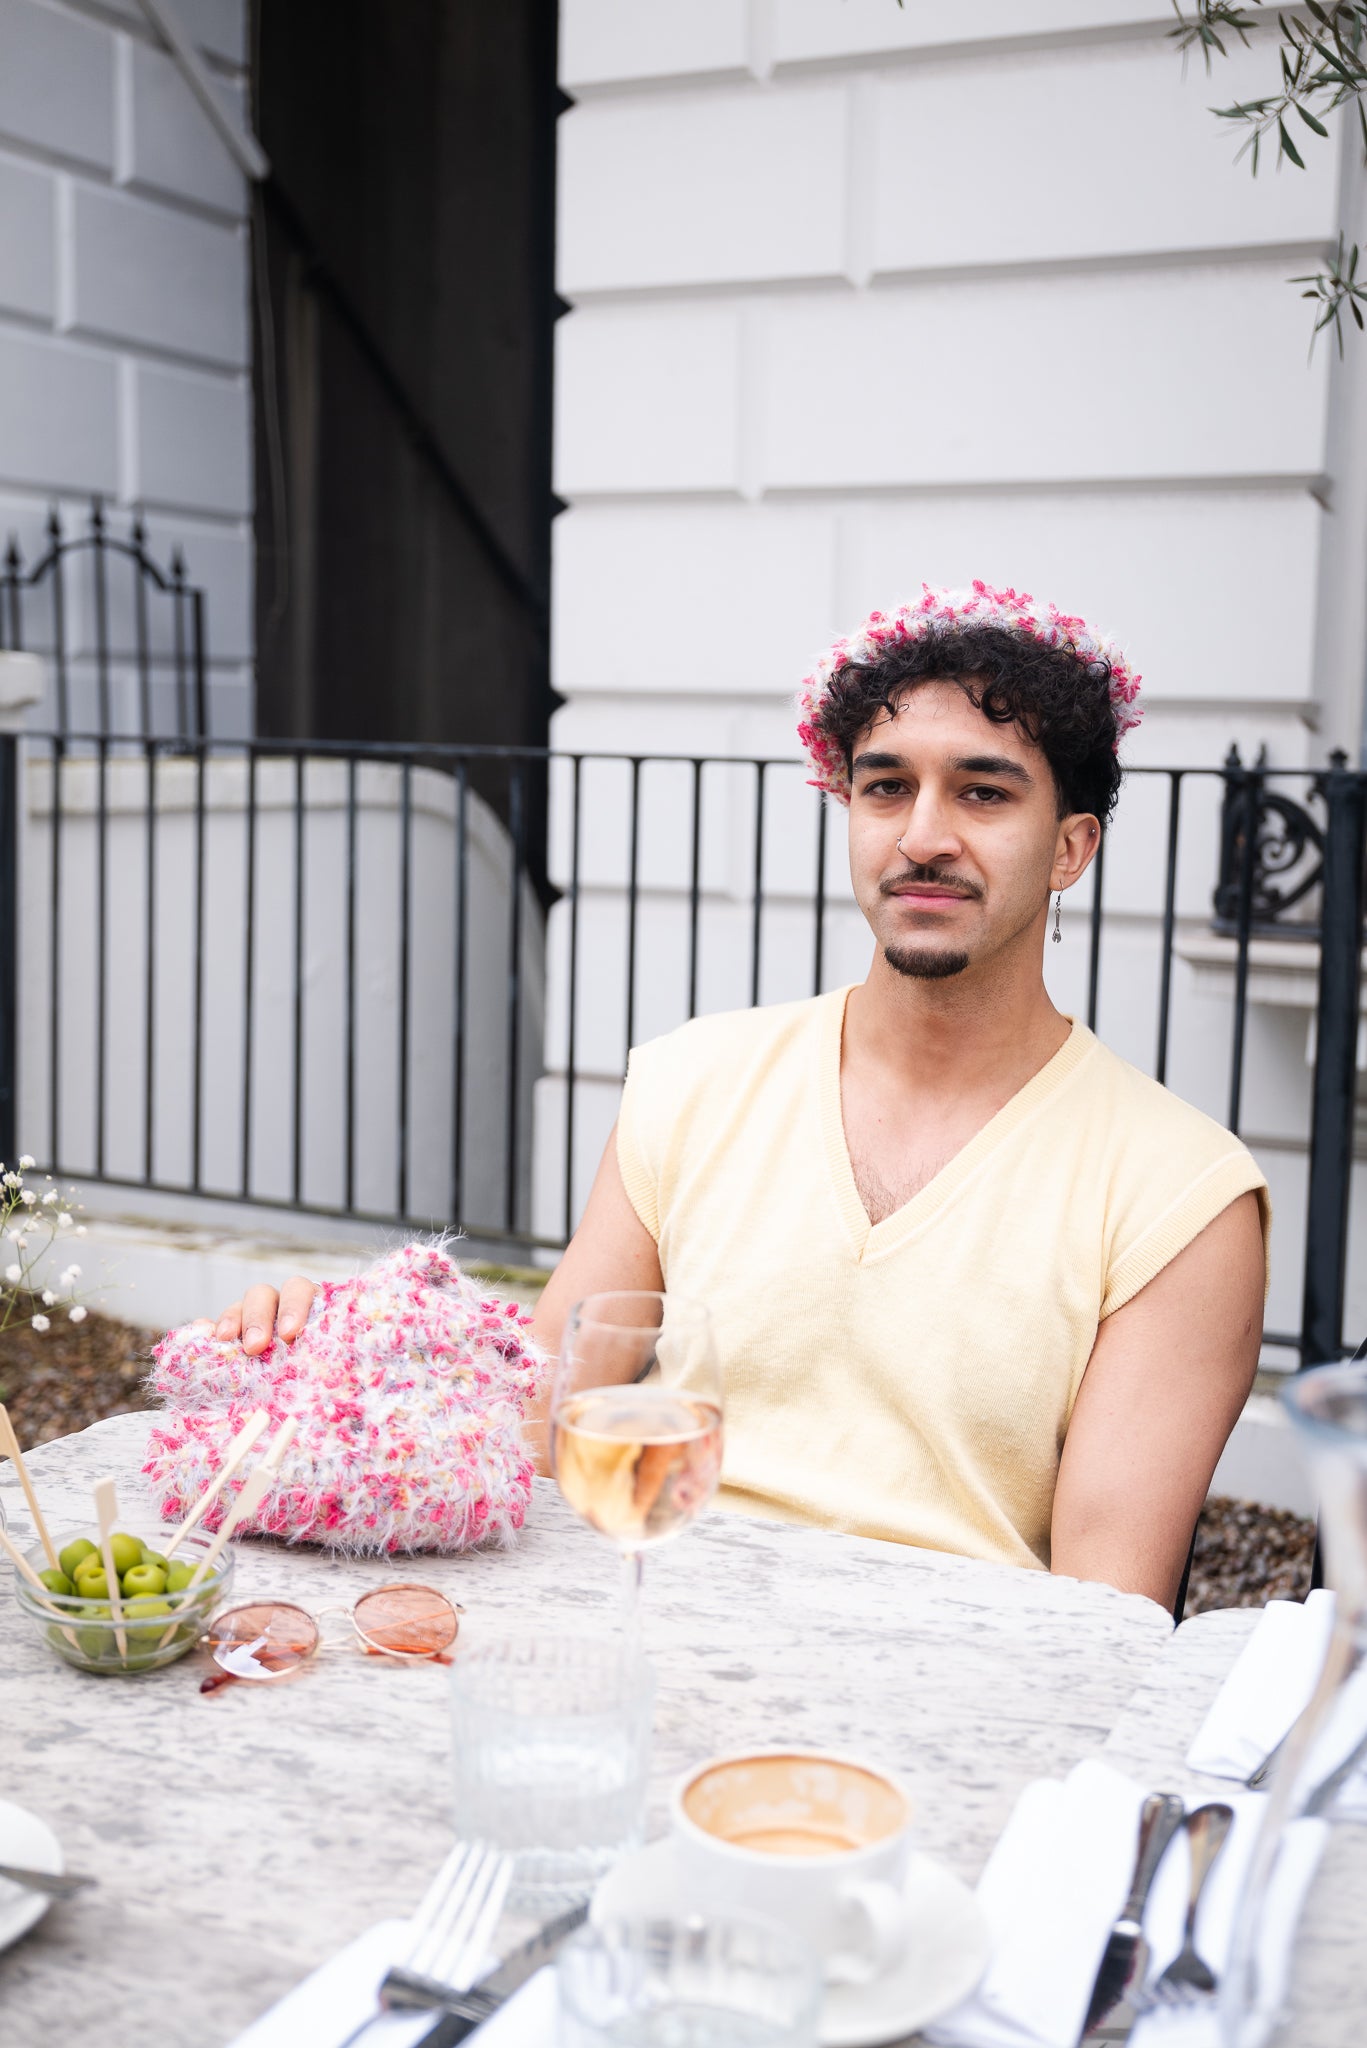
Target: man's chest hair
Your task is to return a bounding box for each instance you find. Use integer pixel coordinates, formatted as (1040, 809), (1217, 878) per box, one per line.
(849, 1141), (955, 1226)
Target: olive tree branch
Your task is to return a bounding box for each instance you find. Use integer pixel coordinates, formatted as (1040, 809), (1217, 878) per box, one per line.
(1170, 3), (1367, 344)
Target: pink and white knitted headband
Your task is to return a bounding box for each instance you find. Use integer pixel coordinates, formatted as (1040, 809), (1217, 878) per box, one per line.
(796, 581), (1143, 801)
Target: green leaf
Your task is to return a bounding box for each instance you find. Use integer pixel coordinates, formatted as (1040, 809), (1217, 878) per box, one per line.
(1297, 102), (1332, 133)
(1278, 115), (1307, 164)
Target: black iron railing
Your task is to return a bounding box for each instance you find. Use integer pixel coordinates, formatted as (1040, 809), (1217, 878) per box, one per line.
(0, 503), (209, 740)
(0, 731), (1362, 1369)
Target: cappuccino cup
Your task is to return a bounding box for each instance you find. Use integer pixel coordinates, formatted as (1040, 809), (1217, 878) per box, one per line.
(671, 1748), (914, 1986)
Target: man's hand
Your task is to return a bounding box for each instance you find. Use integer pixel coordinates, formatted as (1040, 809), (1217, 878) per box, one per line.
(1051, 1190), (1266, 1612)
(212, 1276), (318, 1356)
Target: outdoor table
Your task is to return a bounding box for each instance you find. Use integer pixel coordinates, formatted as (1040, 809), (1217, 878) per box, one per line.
(0, 1411), (1355, 2045)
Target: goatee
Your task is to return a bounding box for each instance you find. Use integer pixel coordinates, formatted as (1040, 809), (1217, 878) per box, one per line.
(884, 943), (970, 981)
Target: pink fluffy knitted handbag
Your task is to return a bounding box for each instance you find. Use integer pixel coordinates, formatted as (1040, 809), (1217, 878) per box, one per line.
(142, 1242), (548, 1555)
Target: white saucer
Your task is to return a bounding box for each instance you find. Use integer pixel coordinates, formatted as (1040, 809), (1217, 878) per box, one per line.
(0, 1799), (63, 1955)
(592, 1837), (989, 2047)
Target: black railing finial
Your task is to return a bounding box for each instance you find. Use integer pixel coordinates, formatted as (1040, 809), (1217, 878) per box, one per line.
(89, 497), (105, 536)
(131, 510), (147, 553)
(45, 506), (61, 546)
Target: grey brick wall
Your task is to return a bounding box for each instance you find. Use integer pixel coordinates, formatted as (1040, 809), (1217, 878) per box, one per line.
(0, 0), (252, 734)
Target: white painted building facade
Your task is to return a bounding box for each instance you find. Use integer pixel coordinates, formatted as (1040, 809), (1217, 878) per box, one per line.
(543, 0), (1367, 1355)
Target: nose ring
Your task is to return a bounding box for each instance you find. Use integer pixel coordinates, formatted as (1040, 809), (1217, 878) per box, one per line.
(896, 834), (907, 858)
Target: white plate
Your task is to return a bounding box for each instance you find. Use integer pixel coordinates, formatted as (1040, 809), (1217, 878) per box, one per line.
(593, 1836), (989, 2048)
(0, 1799), (63, 1955)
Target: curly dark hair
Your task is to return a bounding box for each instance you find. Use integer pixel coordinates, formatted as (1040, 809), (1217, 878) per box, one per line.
(810, 624), (1125, 824)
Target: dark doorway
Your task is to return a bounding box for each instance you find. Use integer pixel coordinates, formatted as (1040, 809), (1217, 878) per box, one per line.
(250, 1), (560, 827)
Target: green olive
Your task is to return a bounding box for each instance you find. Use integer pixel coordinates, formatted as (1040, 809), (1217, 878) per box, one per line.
(58, 1538), (97, 1581)
(164, 1562), (200, 1595)
(38, 1568), (75, 1597)
(74, 1567), (110, 1600)
(75, 1603), (111, 1659)
(125, 1596), (172, 1616)
(107, 1533), (142, 1578)
(141, 1550), (170, 1574)
(121, 1564), (168, 1599)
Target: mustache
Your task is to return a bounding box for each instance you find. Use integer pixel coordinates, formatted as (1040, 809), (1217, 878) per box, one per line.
(878, 863), (984, 902)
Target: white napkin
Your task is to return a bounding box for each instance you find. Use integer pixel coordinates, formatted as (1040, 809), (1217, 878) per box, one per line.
(924, 1758), (1326, 2048)
(1186, 1590), (1367, 1818)
(1186, 1593), (1336, 1783)
(228, 1920), (554, 2048)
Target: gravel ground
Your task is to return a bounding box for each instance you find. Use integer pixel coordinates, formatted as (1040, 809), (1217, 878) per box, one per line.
(0, 1296), (161, 1451)
(0, 1303), (1318, 1613)
(1186, 1495), (1315, 1614)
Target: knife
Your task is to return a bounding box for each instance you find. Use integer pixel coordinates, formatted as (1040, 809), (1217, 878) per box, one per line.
(386, 1899), (589, 2043)
(0, 1861), (95, 1899)
(1077, 1791), (1185, 2045)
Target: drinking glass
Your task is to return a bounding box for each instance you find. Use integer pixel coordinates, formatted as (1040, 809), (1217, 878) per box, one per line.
(551, 1291), (721, 1635)
(1221, 1360), (1367, 2046)
(558, 1915), (823, 2048)
(450, 1633), (654, 1908)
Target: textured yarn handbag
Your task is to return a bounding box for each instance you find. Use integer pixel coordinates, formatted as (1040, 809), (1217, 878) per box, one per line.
(143, 1241), (548, 1554)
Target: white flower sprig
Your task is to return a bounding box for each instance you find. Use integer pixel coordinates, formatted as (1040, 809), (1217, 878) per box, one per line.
(0, 1160), (93, 1334)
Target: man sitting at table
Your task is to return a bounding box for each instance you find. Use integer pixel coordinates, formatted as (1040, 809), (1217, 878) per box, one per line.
(213, 584), (1268, 1614)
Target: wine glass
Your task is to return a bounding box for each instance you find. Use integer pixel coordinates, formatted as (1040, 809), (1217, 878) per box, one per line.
(551, 1291), (721, 1636)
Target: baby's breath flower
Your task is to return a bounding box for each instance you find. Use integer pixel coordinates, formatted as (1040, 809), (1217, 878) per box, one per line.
(2, 1172), (20, 1190)
(18, 1155), (35, 1170)
(73, 1223), (85, 1236)
(68, 1305), (86, 1324)
(4, 1264), (19, 1283)
(59, 1266), (79, 1287)
(41, 1190), (57, 1206)
(19, 1190), (36, 1207)
(30, 1313), (49, 1332)
(59, 1213), (73, 1230)
(40, 1289), (55, 1306)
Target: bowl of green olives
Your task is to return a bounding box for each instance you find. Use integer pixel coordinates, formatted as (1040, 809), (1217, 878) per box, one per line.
(14, 1526), (234, 1675)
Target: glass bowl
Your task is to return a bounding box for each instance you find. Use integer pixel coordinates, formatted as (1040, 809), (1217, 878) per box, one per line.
(13, 1526), (235, 1676)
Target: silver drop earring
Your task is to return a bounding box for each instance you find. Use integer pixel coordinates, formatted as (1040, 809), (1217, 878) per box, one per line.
(1052, 894), (1062, 944)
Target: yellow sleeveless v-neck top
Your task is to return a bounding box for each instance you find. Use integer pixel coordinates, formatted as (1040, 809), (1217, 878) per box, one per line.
(616, 987), (1269, 1572)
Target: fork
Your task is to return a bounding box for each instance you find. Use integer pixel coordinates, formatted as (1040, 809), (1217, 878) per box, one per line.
(1147, 1803), (1234, 2010)
(337, 1841), (512, 2048)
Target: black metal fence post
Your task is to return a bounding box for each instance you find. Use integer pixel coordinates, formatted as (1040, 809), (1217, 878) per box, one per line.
(0, 725), (17, 1166)
(1301, 751), (1367, 1368)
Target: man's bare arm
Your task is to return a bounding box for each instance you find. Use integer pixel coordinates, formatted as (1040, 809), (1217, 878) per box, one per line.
(1050, 1190), (1265, 1612)
(523, 1122), (664, 1471)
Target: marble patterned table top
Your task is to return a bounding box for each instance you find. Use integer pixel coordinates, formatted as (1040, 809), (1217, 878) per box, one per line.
(0, 1410), (1344, 2047)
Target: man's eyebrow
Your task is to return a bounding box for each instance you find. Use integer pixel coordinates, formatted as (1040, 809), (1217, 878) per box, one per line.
(850, 749), (1035, 787)
(950, 754), (1034, 786)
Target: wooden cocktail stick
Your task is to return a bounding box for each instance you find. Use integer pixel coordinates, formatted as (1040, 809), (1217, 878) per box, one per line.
(156, 1416), (298, 1651)
(0, 1523), (67, 1611)
(0, 1404), (60, 1573)
(93, 1477), (128, 1658)
(163, 1409), (270, 1559)
(0, 1519), (84, 1653)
